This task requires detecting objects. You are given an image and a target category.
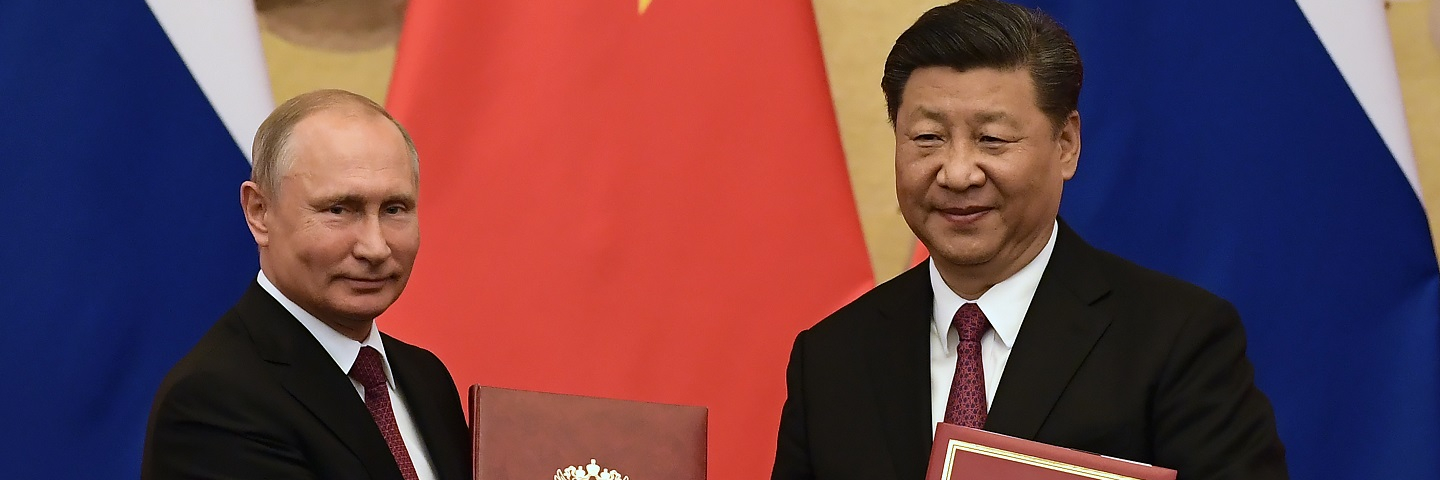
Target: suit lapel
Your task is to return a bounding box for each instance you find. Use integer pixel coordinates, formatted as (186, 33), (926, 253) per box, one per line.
(237, 283), (404, 480)
(985, 223), (1113, 440)
(866, 264), (935, 480)
(385, 336), (465, 480)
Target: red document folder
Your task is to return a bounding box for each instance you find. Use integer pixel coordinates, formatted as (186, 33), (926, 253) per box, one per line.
(469, 385), (707, 480)
(926, 423), (1177, 480)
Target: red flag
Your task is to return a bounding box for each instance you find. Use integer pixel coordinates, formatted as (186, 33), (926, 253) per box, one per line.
(385, 1), (871, 476)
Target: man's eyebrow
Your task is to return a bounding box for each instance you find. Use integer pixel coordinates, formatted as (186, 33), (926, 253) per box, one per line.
(313, 194), (364, 205)
(915, 106), (949, 124)
(972, 111), (1017, 126)
(312, 193), (417, 205)
(382, 193), (417, 205)
(911, 108), (1017, 126)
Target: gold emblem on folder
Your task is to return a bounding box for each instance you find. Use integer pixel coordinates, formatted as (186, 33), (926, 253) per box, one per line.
(555, 459), (629, 480)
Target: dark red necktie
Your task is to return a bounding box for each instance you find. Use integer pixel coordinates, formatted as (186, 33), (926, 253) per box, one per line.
(351, 346), (420, 480)
(944, 303), (992, 428)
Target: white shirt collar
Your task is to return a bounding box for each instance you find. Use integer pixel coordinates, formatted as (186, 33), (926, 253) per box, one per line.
(256, 271), (393, 385)
(930, 220), (1059, 351)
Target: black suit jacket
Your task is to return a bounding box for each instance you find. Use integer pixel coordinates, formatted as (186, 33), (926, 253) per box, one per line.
(773, 222), (1287, 480)
(142, 282), (470, 480)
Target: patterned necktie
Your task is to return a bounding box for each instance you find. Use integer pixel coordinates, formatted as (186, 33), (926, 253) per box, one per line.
(350, 346), (420, 480)
(944, 303), (992, 428)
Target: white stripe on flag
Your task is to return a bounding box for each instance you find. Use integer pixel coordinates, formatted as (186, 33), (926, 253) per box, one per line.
(146, 0), (273, 163)
(1294, 0), (1421, 197)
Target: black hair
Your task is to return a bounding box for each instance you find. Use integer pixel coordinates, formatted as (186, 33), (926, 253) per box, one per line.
(881, 0), (1082, 129)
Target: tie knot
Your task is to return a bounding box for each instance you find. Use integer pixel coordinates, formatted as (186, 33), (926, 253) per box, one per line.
(953, 303), (991, 343)
(350, 346), (388, 390)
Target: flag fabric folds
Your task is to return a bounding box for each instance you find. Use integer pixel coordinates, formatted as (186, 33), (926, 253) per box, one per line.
(0, 1), (269, 477)
(385, 1), (873, 477)
(1014, 1), (1440, 478)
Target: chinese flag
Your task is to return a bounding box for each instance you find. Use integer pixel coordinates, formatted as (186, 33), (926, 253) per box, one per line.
(384, 1), (872, 477)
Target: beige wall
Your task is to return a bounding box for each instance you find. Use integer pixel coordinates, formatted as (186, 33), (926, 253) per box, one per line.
(260, 28), (396, 105)
(261, 0), (1440, 282)
(1390, 0), (1440, 261)
(811, 1), (938, 282)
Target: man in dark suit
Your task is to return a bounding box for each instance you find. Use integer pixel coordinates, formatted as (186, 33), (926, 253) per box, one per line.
(142, 89), (469, 480)
(772, 2), (1287, 479)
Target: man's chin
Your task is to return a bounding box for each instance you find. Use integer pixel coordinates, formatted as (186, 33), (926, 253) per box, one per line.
(329, 295), (400, 321)
(926, 243), (998, 268)
(337, 276), (400, 292)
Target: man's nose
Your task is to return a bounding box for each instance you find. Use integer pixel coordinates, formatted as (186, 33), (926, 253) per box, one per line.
(935, 145), (986, 191)
(352, 213), (392, 263)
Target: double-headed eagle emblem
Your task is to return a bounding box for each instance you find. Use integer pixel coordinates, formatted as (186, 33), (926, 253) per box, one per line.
(555, 459), (629, 480)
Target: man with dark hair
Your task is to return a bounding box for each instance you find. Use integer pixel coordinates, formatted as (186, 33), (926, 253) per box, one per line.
(142, 90), (469, 480)
(772, 2), (1287, 479)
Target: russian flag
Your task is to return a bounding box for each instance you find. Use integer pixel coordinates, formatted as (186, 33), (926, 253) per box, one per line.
(0, 1), (270, 477)
(1014, 1), (1440, 478)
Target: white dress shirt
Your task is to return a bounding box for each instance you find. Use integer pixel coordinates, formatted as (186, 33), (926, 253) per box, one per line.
(258, 271), (438, 480)
(928, 221), (1058, 435)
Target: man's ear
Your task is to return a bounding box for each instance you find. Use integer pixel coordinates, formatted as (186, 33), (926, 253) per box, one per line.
(1058, 111), (1081, 181)
(240, 181), (271, 247)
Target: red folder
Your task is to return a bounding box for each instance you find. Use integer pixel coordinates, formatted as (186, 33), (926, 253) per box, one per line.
(469, 385), (707, 480)
(926, 423), (1176, 480)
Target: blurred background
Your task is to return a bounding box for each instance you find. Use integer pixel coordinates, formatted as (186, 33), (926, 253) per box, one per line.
(256, 0), (1440, 281)
(3, 1), (1437, 479)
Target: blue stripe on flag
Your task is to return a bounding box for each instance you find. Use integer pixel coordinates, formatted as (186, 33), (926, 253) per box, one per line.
(0, 1), (256, 477)
(1018, 1), (1440, 478)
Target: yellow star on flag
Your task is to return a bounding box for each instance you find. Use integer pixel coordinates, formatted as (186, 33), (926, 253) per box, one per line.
(640, 0), (653, 14)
